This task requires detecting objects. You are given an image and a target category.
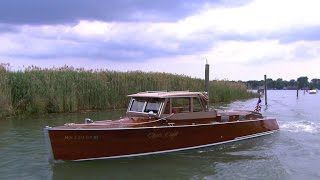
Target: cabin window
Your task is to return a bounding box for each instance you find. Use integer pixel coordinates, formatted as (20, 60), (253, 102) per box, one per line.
(163, 100), (171, 114)
(129, 98), (163, 114)
(193, 97), (203, 112)
(172, 97), (190, 113)
(130, 99), (145, 112)
(144, 101), (161, 114)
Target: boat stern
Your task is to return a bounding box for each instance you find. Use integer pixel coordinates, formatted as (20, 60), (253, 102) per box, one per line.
(43, 126), (54, 162)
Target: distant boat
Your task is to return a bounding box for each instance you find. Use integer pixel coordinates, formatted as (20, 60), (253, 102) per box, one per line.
(44, 91), (279, 162)
(309, 89), (318, 94)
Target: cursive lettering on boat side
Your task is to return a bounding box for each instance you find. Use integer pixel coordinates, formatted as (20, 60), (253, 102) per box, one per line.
(147, 131), (179, 140)
(64, 135), (99, 141)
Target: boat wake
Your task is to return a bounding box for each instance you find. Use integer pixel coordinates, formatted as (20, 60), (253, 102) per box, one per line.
(280, 120), (320, 134)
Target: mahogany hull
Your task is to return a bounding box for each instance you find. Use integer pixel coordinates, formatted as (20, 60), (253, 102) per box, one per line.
(45, 119), (279, 161)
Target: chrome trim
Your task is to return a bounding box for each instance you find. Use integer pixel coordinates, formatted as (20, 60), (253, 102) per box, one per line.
(142, 101), (147, 112)
(158, 102), (164, 115)
(126, 98), (134, 112)
(50, 118), (278, 131)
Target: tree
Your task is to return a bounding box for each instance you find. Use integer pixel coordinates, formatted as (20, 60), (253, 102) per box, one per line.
(286, 79), (297, 89)
(274, 78), (285, 90)
(246, 80), (264, 89)
(310, 78), (320, 89)
(266, 78), (274, 89)
(245, 77), (320, 90)
(297, 76), (309, 89)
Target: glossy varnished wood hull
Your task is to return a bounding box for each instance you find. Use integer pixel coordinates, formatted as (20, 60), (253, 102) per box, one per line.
(45, 119), (279, 161)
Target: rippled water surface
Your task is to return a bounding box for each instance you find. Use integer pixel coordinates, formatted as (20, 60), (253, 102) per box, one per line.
(1, 90), (320, 179)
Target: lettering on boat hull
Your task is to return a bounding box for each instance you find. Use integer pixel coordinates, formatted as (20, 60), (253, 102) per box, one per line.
(64, 135), (99, 141)
(147, 131), (179, 140)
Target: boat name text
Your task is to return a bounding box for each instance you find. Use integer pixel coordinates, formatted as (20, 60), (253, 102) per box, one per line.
(147, 131), (179, 140)
(64, 135), (99, 141)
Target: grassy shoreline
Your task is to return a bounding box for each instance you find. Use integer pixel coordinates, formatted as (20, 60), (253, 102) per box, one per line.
(0, 64), (256, 118)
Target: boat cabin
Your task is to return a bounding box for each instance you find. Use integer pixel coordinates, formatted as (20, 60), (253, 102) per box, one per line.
(126, 91), (263, 125)
(127, 91), (208, 113)
(126, 91), (218, 125)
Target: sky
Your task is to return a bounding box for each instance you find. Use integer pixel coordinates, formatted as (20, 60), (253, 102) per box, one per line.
(0, 0), (319, 81)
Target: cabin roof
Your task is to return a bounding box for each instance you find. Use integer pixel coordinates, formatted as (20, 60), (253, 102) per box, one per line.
(128, 91), (207, 98)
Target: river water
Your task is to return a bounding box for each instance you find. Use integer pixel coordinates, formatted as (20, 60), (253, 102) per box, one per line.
(0, 90), (319, 180)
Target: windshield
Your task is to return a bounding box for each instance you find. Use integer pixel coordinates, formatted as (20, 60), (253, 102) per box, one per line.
(144, 102), (161, 114)
(129, 99), (162, 114)
(130, 100), (146, 112)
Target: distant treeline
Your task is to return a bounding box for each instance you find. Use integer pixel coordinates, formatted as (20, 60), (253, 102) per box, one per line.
(246, 76), (320, 90)
(0, 64), (255, 117)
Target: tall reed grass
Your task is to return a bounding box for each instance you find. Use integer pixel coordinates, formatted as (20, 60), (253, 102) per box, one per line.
(0, 63), (12, 117)
(0, 64), (255, 117)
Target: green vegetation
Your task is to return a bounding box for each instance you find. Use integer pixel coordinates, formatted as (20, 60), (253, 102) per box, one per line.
(0, 63), (12, 117)
(0, 64), (255, 117)
(247, 76), (320, 90)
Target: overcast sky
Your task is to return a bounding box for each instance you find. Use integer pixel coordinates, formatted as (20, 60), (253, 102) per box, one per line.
(0, 0), (319, 81)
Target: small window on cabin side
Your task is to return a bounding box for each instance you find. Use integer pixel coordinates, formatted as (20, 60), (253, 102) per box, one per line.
(172, 98), (190, 113)
(193, 97), (203, 112)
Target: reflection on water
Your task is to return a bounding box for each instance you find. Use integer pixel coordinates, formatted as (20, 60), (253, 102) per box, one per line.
(1, 90), (320, 179)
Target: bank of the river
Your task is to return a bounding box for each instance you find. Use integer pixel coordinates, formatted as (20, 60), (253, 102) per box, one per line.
(0, 64), (256, 118)
(1, 90), (320, 179)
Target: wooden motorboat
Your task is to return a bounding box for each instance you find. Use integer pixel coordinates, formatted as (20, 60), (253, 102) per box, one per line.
(44, 91), (279, 161)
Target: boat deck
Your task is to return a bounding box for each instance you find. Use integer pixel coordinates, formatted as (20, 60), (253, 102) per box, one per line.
(52, 110), (264, 130)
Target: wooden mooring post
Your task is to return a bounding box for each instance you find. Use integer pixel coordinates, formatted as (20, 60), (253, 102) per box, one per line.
(205, 61), (209, 93)
(264, 75), (267, 106)
(296, 82), (299, 98)
(204, 61), (210, 110)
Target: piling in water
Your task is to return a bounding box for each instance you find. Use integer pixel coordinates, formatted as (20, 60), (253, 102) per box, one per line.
(264, 75), (267, 106)
(205, 63), (209, 93)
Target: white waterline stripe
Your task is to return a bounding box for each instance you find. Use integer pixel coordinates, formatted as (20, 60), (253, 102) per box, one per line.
(70, 129), (279, 162)
(235, 131), (275, 140)
(50, 118), (277, 131)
